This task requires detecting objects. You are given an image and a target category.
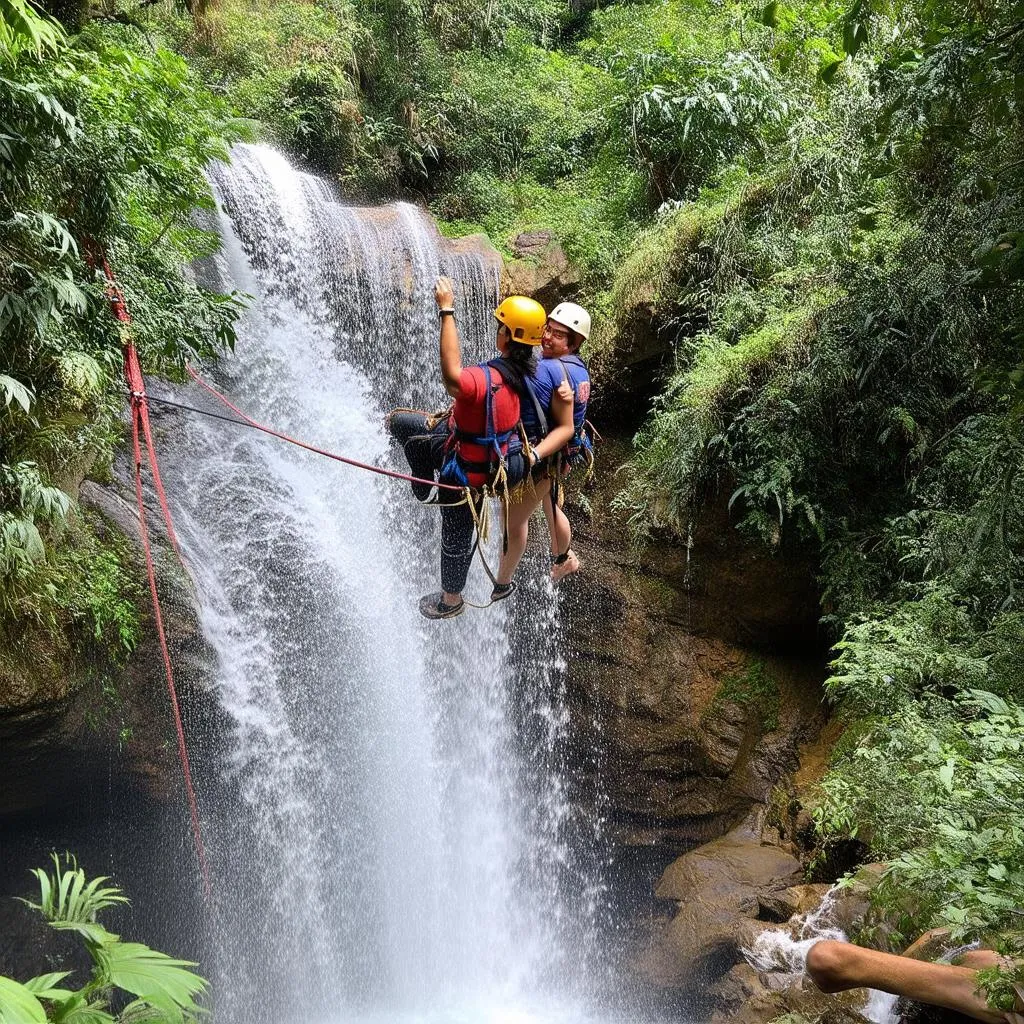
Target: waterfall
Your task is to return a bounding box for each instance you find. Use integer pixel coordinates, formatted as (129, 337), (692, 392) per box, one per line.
(159, 144), (599, 1023)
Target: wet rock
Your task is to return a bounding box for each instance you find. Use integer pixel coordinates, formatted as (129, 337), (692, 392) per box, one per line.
(758, 882), (834, 923)
(654, 831), (803, 903)
(902, 928), (954, 961)
(633, 822), (805, 992)
(0, 469), (220, 818)
(446, 230), (504, 276)
(707, 960), (874, 1024)
(502, 230), (581, 309)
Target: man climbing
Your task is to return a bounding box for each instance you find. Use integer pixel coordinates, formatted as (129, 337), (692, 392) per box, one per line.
(387, 277), (544, 619)
(493, 301), (593, 594)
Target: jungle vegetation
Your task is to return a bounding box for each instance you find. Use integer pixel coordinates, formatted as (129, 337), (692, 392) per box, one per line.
(0, 855), (207, 1023)
(1, 0), (1021, 983)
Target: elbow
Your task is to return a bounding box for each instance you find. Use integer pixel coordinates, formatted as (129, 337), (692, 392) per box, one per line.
(806, 941), (851, 993)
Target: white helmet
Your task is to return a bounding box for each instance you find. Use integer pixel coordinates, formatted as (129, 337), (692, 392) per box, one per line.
(549, 301), (591, 341)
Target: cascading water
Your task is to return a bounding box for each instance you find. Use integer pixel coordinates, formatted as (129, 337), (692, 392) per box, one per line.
(743, 889), (900, 1024)
(159, 144), (603, 1023)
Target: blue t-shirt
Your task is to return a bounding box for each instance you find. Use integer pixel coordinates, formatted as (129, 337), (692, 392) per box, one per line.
(520, 358), (564, 441)
(558, 355), (591, 431)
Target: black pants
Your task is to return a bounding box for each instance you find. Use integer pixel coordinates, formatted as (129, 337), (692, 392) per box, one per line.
(388, 411), (525, 595)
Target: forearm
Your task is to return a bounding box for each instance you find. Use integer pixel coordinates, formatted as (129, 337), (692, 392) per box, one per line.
(439, 315), (462, 397)
(807, 941), (1007, 1024)
(533, 394), (575, 460)
(533, 423), (574, 460)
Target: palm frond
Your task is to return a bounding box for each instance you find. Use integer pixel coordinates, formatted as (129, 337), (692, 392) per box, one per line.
(23, 854), (129, 926)
(92, 942), (207, 1024)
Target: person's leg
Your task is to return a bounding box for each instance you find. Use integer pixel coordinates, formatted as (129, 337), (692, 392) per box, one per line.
(542, 483), (581, 582)
(541, 485), (572, 557)
(496, 491), (540, 587)
(431, 497), (476, 609)
(387, 411), (442, 501)
(807, 940), (1007, 1024)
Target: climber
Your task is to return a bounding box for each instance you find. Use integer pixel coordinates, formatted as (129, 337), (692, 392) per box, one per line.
(492, 301), (593, 596)
(387, 277), (543, 619)
(807, 939), (1024, 1024)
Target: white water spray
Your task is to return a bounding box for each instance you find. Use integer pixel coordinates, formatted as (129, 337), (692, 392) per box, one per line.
(157, 144), (603, 1024)
(743, 888), (900, 1024)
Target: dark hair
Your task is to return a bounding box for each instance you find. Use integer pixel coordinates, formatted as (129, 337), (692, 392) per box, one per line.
(491, 340), (538, 399)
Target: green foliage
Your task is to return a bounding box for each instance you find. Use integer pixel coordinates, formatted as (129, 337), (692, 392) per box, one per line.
(0, 17), (244, 633)
(712, 658), (781, 732)
(0, 0), (63, 56)
(0, 854), (207, 1024)
(977, 946), (1024, 1015)
(605, 0), (1024, 949)
(815, 691), (1024, 944)
(158, 0), (366, 174)
(60, 522), (142, 653)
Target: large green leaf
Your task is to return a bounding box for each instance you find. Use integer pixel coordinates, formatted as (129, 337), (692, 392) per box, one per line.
(0, 0), (62, 55)
(93, 942), (206, 1023)
(49, 921), (118, 946)
(0, 976), (47, 1024)
(21, 972), (72, 999)
(0, 375), (33, 414)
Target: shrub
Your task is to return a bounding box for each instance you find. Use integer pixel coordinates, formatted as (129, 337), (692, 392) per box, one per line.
(0, 854), (207, 1024)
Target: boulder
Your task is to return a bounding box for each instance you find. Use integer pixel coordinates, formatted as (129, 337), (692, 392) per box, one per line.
(502, 230), (581, 309)
(758, 882), (835, 923)
(655, 832), (803, 903)
(633, 822), (805, 992)
(902, 928), (954, 962)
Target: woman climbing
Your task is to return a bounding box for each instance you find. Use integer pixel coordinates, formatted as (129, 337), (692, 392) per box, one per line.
(491, 302), (593, 598)
(387, 277), (545, 619)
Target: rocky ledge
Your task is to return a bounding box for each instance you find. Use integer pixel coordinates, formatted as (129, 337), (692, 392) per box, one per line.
(0, 450), (220, 819)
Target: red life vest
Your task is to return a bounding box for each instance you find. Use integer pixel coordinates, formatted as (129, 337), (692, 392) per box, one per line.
(443, 363), (521, 489)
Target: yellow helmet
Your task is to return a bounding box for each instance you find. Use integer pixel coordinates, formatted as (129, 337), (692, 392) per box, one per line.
(493, 295), (546, 346)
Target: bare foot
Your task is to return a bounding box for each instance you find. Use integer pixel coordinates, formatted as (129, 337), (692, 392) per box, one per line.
(551, 549), (581, 582)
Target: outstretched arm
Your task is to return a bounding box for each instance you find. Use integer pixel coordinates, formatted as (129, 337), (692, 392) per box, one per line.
(807, 940), (1020, 1024)
(436, 276), (463, 398)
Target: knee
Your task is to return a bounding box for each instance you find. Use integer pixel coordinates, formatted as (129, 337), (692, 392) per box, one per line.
(807, 940), (852, 993)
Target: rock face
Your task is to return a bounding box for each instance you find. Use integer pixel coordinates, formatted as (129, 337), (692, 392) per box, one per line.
(628, 816), (879, 1023)
(0, 450), (220, 979)
(564, 439), (825, 850)
(0, 468), (219, 818)
(634, 821), (803, 989)
(502, 230), (582, 309)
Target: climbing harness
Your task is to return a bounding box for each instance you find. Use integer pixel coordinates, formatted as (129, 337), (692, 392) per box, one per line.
(558, 356), (596, 475)
(549, 356), (599, 507)
(439, 364), (516, 490)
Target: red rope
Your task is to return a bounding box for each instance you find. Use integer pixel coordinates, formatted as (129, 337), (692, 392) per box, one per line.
(185, 364), (464, 493)
(129, 384), (211, 898)
(91, 249), (211, 898)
